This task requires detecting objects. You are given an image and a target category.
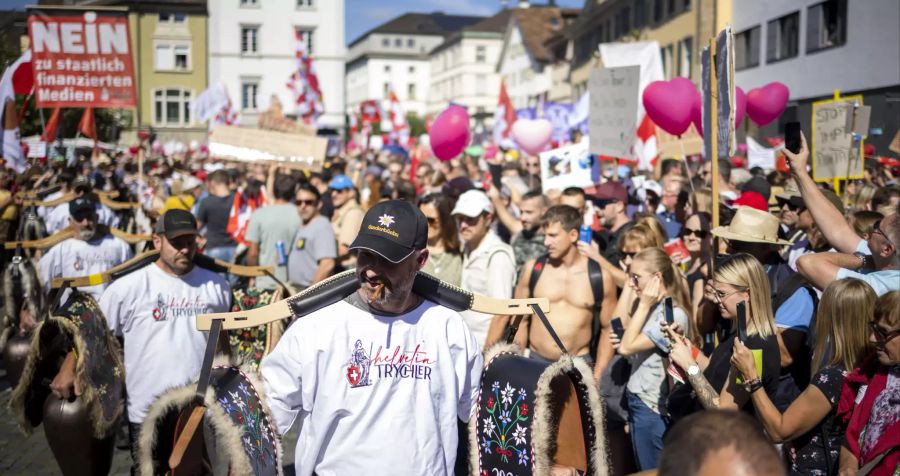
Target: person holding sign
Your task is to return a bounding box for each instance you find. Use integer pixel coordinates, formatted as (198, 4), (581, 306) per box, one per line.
(665, 253), (781, 414)
(731, 278), (875, 476)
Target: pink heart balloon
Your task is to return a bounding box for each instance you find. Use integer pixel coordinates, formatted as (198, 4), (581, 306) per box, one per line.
(642, 77), (697, 136)
(429, 105), (470, 161)
(693, 86), (747, 137)
(512, 119), (553, 155)
(746, 82), (789, 126)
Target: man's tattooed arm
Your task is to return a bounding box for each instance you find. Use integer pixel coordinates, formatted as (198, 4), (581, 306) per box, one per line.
(687, 371), (721, 409)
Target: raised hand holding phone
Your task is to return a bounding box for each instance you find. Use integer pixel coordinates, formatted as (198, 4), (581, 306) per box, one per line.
(736, 301), (749, 343)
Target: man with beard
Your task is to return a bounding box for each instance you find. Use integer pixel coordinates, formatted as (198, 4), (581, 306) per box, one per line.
(39, 195), (133, 303)
(261, 200), (482, 475)
(98, 209), (231, 473)
(44, 177), (119, 234)
(488, 188), (549, 274)
(591, 181), (632, 265)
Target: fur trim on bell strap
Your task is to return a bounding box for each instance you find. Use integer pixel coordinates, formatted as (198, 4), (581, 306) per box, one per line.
(468, 342), (523, 475)
(138, 356), (283, 476)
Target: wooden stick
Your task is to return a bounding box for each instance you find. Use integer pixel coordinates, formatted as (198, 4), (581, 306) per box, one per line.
(710, 36), (720, 230)
(167, 405), (205, 469)
(21, 189), (119, 207)
(109, 228), (152, 243)
(4, 229), (74, 250)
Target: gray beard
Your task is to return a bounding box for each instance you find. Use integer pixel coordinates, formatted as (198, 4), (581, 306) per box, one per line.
(77, 227), (95, 241)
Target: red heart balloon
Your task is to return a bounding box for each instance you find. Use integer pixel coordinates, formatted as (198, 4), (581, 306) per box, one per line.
(746, 82), (789, 126)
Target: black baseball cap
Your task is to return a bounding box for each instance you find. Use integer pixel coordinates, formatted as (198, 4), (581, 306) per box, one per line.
(69, 194), (98, 217)
(349, 200), (427, 263)
(154, 209), (199, 239)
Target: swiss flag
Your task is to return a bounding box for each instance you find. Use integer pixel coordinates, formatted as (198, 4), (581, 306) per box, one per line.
(633, 115), (658, 170)
(492, 79), (516, 146)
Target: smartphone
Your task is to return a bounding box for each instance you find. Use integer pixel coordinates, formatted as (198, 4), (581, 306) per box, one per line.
(488, 163), (503, 191)
(611, 317), (625, 339)
(737, 301), (748, 343)
(664, 297), (675, 325)
(784, 121), (802, 154)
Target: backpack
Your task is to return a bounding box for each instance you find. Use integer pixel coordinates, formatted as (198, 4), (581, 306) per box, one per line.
(525, 255), (605, 361)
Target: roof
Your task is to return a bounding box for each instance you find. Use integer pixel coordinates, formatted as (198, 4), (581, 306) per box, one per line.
(348, 12), (486, 47)
(430, 9), (514, 55)
(511, 6), (575, 62)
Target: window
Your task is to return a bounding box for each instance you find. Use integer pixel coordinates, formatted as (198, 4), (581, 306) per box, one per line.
(653, 0), (663, 23)
(408, 83), (416, 100)
(240, 0), (258, 6)
(241, 81), (258, 111)
(735, 26), (761, 70)
(159, 12), (186, 23)
(296, 0), (314, 7)
(408, 66), (415, 74)
(475, 74), (486, 95)
(382, 37), (389, 47)
(766, 12), (799, 63)
(296, 28), (314, 53)
(679, 37), (692, 77)
(384, 65), (391, 73)
(661, 44), (674, 78)
(476, 45), (486, 63)
(667, 0), (676, 16)
(241, 26), (259, 54)
(407, 38), (415, 48)
(635, 0), (646, 29)
(620, 7), (631, 35)
(684, 0), (691, 10)
(394, 38), (402, 47)
(383, 82), (390, 98)
(153, 88), (191, 126)
(807, 0), (846, 53)
(155, 44), (190, 71)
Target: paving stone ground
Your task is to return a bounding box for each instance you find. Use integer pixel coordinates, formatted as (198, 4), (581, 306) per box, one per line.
(0, 364), (298, 475)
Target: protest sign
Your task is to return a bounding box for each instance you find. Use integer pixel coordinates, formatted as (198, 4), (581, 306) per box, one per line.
(746, 136), (776, 170)
(811, 95), (864, 181)
(543, 102), (573, 143)
(208, 125), (327, 170)
(588, 65), (640, 158)
(701, 26), (735, 161)
(28, 7), (136, 108)
(890, 129), (900, 155)
(540, 139), (594, 192)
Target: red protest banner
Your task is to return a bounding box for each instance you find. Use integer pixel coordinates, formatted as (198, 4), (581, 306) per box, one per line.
(28, 9), (137, 108)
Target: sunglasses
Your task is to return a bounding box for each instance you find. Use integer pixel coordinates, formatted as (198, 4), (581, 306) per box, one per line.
(620, 251), (637, 261)
(683, 228), (708, 239)
(869, 321), (900, 347)
(297, 199), (317, 206)
(425, 216), (439, 227)
(872, 218), (894, 246)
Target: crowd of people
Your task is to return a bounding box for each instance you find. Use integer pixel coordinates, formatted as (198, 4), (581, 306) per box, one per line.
(0, 126), (898, 476)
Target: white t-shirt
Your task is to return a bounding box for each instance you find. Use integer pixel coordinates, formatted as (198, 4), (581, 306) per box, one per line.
(39, 235), (133, 301)
(260, 294), (483, 476)
(459, 230), (516, 347)
(37, 190), (65, 220)
(45, 202), (119, 234)
(100, 263), (231, 423)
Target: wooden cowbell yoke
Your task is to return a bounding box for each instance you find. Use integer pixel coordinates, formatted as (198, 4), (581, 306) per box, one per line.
(7, 250), (275, 476)
(147, 270), (607, 476)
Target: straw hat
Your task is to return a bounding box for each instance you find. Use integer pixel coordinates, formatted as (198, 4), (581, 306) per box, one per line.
(711, 206), (792, 245)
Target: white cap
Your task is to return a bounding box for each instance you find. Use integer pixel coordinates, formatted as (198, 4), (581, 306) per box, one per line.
(451, 190), (493, 217)
(181, 175), (202, 191)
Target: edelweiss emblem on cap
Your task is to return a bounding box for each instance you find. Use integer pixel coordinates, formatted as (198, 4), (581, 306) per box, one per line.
(377, 214), (395, 228)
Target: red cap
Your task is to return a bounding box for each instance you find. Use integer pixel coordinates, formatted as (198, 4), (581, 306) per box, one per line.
(730, 191), (768, 212)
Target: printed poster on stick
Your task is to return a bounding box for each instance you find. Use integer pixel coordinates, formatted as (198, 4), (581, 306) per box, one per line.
(811, 95), (864, 182)
(588, 65), (640, 158)
(540, 139), (594, 193)
(28, 8), (137, 108)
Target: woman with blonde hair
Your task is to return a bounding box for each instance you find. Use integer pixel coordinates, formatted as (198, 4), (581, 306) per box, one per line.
(613, 247), (694, 470)
(580, 221), (664, 289)
(633, 214), (668, 249)
(732, 278), (874, 475)
(666, 253), (781, 414)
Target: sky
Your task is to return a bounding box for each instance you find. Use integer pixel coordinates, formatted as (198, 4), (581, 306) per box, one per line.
(3, 0), (585, 46)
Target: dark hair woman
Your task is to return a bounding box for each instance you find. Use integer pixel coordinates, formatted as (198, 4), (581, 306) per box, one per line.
(417, 193), (462, 286)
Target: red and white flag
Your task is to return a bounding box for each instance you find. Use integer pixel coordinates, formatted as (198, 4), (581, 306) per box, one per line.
(0, 49), (31, 172)
(286, 30), (324, 125)
(359, 99), (381, 125)
(382, 89), (409, 145)
(492, 79), (516, 147)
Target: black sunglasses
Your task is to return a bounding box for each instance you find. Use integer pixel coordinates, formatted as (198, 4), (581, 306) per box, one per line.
(683, 228), (708, 239)
(872, 218), (894, 246)
(297, 199), (317, 206)
(620, 251), (637, 260)
(869, 321), (900, 346)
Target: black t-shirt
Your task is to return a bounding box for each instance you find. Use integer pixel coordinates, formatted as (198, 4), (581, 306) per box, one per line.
(788, 364), (847, 476)
(196, 192), (237, 248)
(704, 329), (781, 412)
(603, 222), (632, 266)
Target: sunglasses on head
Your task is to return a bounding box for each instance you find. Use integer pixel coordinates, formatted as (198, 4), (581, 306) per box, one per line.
(682, 228), (708, 239)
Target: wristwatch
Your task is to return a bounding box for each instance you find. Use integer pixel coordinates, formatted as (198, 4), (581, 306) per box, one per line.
(853, 251), (872, 270)
(687, 364), (700, 376)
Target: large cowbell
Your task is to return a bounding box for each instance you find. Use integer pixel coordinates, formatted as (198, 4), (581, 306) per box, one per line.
(470, 344), (609, 476)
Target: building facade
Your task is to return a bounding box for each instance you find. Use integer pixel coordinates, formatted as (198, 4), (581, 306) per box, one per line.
(427, 10), (512, 130)
(208, 0), (345, 131)
(732, 0), (900, 152)
(345, 12), (484, 120)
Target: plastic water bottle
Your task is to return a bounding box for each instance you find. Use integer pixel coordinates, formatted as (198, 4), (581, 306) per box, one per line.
(275, 240), (287, 265)
(579, 225), (592, 244)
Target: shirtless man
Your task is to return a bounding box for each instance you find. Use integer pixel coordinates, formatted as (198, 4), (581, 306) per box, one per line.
(511, 205), (616, 361)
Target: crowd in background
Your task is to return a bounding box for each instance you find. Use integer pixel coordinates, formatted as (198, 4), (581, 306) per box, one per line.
(1, 128), (899, 476)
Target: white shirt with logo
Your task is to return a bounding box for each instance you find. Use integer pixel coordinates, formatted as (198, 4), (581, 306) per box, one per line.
(100, 263), (231, 423)
(260, 296), (483, 476)
(39, 235), (133, 301)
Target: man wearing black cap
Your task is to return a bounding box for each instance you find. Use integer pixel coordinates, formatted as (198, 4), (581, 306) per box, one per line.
(39, 195), (133, 303)
(261, 200), (482, 476)
(99, 209), (231, 472)
(44, 177), (119, 234)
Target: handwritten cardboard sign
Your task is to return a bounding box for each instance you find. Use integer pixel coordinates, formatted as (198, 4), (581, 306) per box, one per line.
(811, 95), (864, 181)
(588, 65), (640, 158)
(540, 139), (595, 192)
(208, 125), (327, 170)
